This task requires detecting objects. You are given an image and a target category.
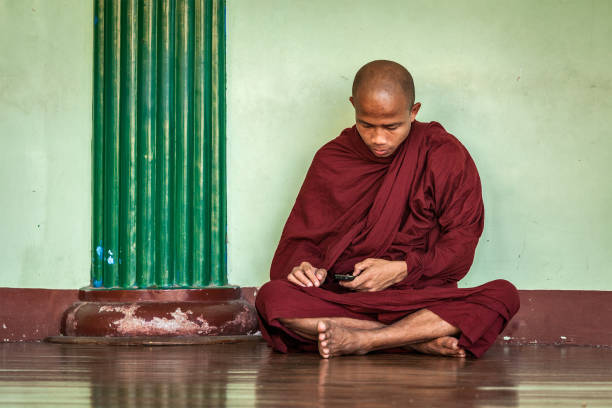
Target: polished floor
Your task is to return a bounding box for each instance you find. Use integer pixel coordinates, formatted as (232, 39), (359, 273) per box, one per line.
(1, 340), (611, 407)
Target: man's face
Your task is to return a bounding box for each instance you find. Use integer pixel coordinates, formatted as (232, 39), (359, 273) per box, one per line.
(350, 91), (420, 157)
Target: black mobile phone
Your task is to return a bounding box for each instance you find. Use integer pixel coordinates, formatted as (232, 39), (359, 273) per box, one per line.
(334, 273), (356, 281)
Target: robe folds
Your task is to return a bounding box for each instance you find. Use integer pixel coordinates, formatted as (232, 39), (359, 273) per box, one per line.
(256, 121), (520, 358)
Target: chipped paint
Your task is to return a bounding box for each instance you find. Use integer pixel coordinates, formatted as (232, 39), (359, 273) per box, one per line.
(106, 250), (115, 265)
(503, 336), (512, 341)
(101, 305), (219, 336)
(64, 303), (85, 335)
(66, 298), (259, 337)
(96, 245), (103, 260)
(2, 324), (7, 329)
(560, 336), (567, 340)
(219, 304), (258, 335)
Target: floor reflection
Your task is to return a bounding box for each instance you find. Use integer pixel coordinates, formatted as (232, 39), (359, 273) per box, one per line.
(1, 341), (612, 407)
(79, 344), (265, 407)
(255, 350), (517, 407)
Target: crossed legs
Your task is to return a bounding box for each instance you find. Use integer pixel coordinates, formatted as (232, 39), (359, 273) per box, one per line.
(279, 309), (465, 359)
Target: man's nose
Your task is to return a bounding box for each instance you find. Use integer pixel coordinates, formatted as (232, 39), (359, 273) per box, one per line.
(372, 128), (386, 144)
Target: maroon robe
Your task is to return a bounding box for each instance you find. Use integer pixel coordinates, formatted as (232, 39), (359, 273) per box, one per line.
(256, 121), (519, 357)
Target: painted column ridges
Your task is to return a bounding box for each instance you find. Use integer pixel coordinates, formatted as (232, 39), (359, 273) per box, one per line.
(103, 0), (121, 288)
(193, 0), (212, 287)
(92, 0), (105, 286)
(137, 0), (157, 287)
(119, 0), (138, 288)
(92, 0), (227, 289)
(173, 0), (194, 286)
(210, 0), (227, 285)
(156, 0), (175, 287)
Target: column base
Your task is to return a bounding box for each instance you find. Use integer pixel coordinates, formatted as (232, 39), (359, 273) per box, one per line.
(59, 287), (259, 338)
(46, 335), (262, 345)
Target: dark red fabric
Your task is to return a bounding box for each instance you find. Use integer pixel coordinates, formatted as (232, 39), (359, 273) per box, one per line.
(257, 121), (520, 357)
(256, 279), (517, 357)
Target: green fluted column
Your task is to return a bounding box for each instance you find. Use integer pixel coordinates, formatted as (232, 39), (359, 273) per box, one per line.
(92, 0), (227, 289)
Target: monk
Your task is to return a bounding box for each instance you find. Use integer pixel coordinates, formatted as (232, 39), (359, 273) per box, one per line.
(255, 60), (519, 359)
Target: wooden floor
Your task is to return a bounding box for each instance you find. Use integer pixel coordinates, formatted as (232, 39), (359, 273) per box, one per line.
(1, 341), (611, 407)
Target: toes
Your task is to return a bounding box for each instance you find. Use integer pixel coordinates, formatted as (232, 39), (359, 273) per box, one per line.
(441, 338), (466, 357)
(319, 345), (330, 359)
(448, 346), (465, 358)
(317, 320), (328, 334)
(317, 321), (333, 358)
(442, 337), (459, 350)
(436, 336), (460, 351)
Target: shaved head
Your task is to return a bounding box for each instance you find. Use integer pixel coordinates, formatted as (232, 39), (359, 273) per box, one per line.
(352, 60), (415, 108)
(349, 60), (421, 157)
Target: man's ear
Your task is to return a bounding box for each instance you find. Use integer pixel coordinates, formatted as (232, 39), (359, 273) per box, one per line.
(410, 102), (422, 122)
(349, 96), (355, 108)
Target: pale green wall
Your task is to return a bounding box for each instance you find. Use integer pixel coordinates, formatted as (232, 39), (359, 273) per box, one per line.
(226, 0), (612, 289)
(0, 0), (92, 288)
(1, 1), (610, 290)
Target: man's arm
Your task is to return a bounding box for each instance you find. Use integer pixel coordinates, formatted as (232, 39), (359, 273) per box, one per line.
(401, 141), (484, 286)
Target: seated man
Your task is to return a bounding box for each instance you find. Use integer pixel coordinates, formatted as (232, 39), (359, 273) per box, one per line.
(256, 60), (519, 359)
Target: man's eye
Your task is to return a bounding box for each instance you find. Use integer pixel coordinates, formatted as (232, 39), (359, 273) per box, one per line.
(386, 126), (398, 130)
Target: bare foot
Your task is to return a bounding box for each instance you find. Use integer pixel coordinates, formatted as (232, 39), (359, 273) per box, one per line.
(317, 320), (371, 359)
(280, 317), (384, 341)
(407, 336), (466, 358)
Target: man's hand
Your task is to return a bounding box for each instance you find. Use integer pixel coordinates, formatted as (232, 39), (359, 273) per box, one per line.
(340, 258), (407, 292)
(287, 261), (327, 288)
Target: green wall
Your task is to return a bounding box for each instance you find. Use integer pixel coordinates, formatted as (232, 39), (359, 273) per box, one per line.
(0, 0), (92, 288)
(226, 0), (612, 289)
(1, 1), (610, 290)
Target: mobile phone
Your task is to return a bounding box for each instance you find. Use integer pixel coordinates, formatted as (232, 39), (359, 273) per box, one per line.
(334, 273), (356, 281)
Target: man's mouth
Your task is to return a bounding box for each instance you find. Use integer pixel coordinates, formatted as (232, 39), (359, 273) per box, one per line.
(372, 148), (388, 156)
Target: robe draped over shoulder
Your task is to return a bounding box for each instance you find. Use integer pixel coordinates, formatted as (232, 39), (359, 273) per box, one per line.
(258, 121), (519, 357)
(270, 121), (484, 288)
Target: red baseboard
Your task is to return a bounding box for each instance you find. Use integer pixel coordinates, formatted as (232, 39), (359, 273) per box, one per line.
(499, 290), (612, 346)
(1, 287), (611, 346)
(0, 288), (79, 342)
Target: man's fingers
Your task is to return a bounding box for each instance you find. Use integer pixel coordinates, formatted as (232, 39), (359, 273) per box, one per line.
(353, 258), (373, 276)
(342, 269), (369, 290)
(303, 268), (320, 287)
(294, 269), (316, 287)
(300, 261), (314, 272)
(339, 280), (352, 288)
(287, 273), (304, 287)
(288, 264), (326, 288)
